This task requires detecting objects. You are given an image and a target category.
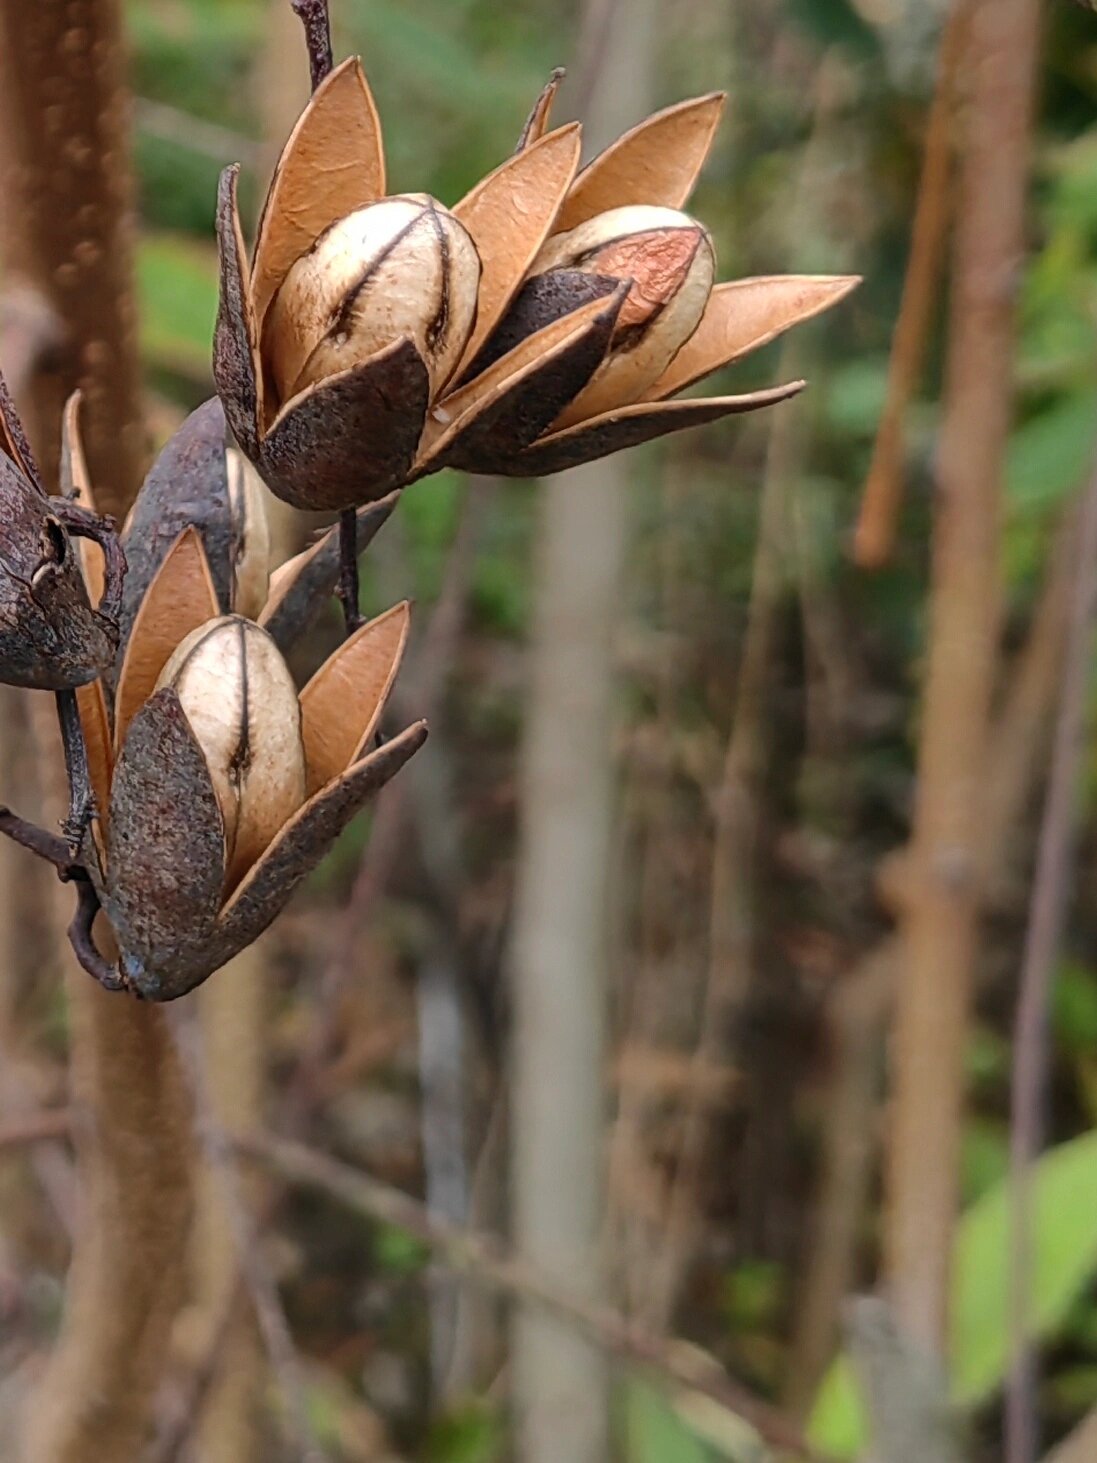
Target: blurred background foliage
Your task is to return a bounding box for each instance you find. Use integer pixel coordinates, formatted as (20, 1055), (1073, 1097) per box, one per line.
(7, 0), (1097, 1458)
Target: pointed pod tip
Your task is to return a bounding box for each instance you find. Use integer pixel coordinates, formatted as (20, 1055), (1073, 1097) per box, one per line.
(539, 120), (582, 150)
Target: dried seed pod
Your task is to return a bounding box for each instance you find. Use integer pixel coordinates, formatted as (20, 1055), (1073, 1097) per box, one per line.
(225, 447), (272, 619)
(264, 194), (481, 404)
(88, 559), (425, 1000)
(213, 59), (584, 513)
(156, 616), (306, 889)
(213, 51), (858, 504)
(0, 459), (114, 688)
(118, 399), (273, 659)
(531, 204), (715, 426)
(0, 386), (121, 691)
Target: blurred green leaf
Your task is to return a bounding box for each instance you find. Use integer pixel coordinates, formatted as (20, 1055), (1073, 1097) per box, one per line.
(137, 232), (219, 379)
(426, 1399), (505, 1462)
(624, 1382), (713, 1463)
(956, 1129), (1097, 1403)
(374, 1222), (429, 1274)
(721, 1260), (786, 1332)
(784, 0), (882, 60)
(1007, 395), (1097, 518)
(961, 1118), (1009, 1206)
(1053, 962), (1097, 1054)
(810, 1130), (1097, 1456)
(823, 356), (890, 439)
(808, 1356), (866, 1459)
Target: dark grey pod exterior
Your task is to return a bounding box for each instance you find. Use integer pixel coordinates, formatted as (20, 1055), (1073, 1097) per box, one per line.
(95, 688), (427, 1001)
(0, 453), (115, 690)
(118, 398), (240, 641)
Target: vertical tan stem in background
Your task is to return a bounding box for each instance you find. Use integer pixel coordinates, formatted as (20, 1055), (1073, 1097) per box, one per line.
(509, 4), (657, 1458)
(192, 947), (267, 1463)
(0, 3), (194, 1459)
(852, 0), (969, 569)
(883, 0), (1042, 1354)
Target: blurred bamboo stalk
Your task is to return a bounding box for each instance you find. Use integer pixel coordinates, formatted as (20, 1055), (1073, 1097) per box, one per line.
(883, 0), (1042, 1354)
(852, 0), (970, 569)
(191, 949), (267, 1463)
(0, 4), (195, 1459)
(509, 3), (657, 1454)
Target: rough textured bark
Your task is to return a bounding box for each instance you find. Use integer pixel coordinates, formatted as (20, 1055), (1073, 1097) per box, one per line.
(0, 3), (194, 1458)
(883, 0), (1042, 1353)
(509, 3), (656, 1458)
(0, 0), (144, 517)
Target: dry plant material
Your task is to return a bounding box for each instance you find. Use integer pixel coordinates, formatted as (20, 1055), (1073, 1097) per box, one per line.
(79, 530), (425, 999)
(213, 52), (859, 508)
(0, 379), (125, 843)
(853, 0), (971, 568)
(0, 394), (427, 999)
(0, 378), (122, 692)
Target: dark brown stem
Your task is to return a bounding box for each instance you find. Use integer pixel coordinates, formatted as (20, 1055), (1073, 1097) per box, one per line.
(0, 806), (125, 992)
(54, 689), (95, 850)
(0, 802), (73, 869)
(291, 0), (333, 91)
(51, 498), (126, 631)
(66, 876), (127, 995)
(1006, 460), (1097, 1463)
(336, 506), (361, 635)
(852, 0), (970, 569)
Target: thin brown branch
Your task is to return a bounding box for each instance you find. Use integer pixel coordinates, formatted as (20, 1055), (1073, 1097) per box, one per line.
(1006, 463), (1097, 1463)
(233, 1129), (818, 1460)
(135, 97), (264, 168)
(0, 1109), (72, 1152)
(884, 0), (1043, 1352)
(852, 0), (971, 568)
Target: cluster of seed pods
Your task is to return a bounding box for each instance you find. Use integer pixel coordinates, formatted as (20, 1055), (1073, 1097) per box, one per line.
(0, 0), (856, 1000)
